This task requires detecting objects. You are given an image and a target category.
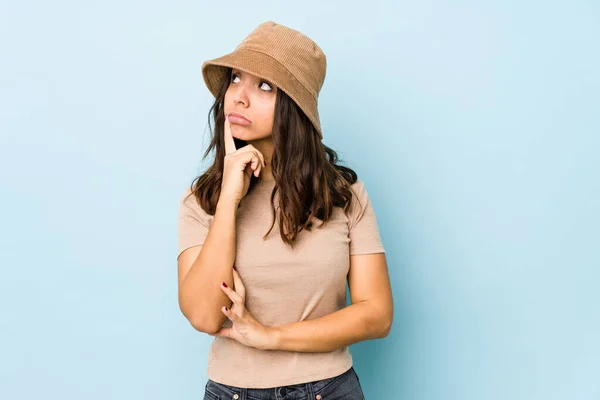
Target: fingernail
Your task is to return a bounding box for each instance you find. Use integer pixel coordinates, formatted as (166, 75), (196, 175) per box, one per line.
(233, 265), (237, 271)
(222, 282), (228, 288)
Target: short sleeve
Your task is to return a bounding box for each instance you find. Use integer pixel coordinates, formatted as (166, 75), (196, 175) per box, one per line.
(177, 187), (214, 260)
(347, 180), (386, 255)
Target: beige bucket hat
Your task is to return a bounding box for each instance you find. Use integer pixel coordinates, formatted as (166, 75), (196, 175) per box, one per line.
(201, 21), (327, 139)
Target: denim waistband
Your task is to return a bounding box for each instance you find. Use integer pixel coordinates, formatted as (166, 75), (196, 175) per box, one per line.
(203, 366), (364, 400)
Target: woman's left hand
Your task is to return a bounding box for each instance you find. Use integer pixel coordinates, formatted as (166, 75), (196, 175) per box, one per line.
(209, 267), (279, 351)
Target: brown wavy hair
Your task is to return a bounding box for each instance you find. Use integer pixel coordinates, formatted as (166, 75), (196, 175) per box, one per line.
(186, 67), (360, 248)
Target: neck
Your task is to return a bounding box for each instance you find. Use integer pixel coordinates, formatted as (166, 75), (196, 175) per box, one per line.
(248, 137), (274, 182)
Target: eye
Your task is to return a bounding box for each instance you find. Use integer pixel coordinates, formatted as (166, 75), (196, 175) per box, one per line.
(231, 73), (273, 92)
(259, 81), (273, 92)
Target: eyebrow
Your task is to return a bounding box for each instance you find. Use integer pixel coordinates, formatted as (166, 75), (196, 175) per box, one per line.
(232, 69), (273, 85)
(232, 69), (248, 77)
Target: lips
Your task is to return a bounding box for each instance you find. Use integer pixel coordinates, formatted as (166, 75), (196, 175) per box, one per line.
(228, 112), (251, 123)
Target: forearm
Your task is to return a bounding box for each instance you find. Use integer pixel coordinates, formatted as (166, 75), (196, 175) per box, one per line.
(270, 301), (391, 352)
(181, 199), (239, 332)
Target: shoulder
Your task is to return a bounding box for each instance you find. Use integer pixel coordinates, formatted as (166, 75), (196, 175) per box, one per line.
(349, 178), (367, 194)
(178, 185), (214, 225)
(348, 178), (370, 205)
(344, 178), (372, 219)
(178, 186), (197, 211)
(179, 185), (192, 202)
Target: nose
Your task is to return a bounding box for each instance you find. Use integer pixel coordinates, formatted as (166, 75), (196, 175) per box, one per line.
(232, 81), (250, 107)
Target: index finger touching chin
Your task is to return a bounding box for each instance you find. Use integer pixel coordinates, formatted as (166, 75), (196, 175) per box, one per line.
(224, 115), (237, 155)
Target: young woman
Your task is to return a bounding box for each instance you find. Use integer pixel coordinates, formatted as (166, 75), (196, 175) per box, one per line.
(177, 21), (393, 400)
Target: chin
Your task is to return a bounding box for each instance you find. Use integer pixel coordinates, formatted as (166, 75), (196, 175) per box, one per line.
(230, 126), (254, 139)
(232, 127), (270, 141)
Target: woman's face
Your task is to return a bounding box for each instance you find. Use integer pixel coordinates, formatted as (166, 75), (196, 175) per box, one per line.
(224, 68), (278, 141)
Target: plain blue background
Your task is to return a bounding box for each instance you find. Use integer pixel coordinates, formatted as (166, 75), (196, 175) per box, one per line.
(1, 1), (599, 399)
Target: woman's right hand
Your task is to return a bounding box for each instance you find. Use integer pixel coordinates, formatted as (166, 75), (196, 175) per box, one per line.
(219, 115), (266, 205)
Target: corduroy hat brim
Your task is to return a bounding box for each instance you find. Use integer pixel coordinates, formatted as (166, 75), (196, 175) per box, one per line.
(201, 48), (322, 138)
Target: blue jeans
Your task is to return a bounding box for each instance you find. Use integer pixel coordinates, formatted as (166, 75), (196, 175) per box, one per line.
(203, 366), (365, 400)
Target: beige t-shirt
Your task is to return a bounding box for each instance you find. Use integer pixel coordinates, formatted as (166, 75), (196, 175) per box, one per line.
(177, 178), (385, 388)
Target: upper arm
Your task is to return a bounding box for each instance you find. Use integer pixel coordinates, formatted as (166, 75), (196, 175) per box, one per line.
(176, 187), (213, 315)
(347, 180), (385, 255)
(177, 188), (212, 260)
(347, 253), (394, 336)
(177, 246), (202, 294)
(346, 179), (393, 335)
